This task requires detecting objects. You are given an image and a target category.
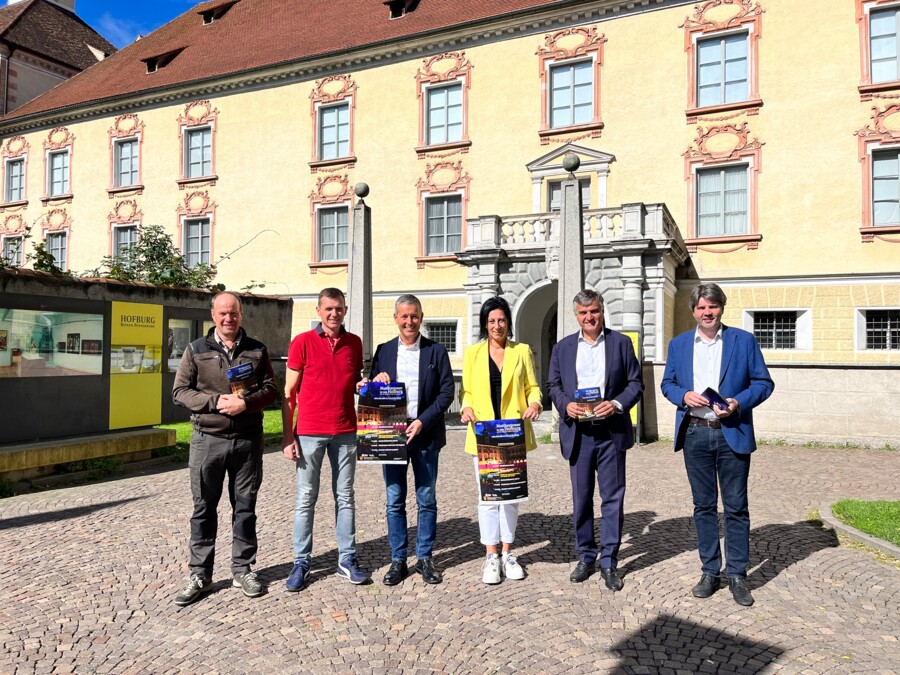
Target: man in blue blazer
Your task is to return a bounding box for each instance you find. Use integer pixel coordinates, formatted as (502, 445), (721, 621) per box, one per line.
(548, 289), (644, 591)
(367, 294), (455, 586)
(661, 283), (773, 607)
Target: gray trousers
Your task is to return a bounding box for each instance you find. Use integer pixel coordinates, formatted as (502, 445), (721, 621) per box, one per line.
(188, 430), (264, 577)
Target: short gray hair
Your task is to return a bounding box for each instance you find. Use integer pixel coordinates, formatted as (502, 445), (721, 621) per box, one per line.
(394, 294), (423, 314)
(210, 291), (242, 311)
(689, 283), (727, 311)
(573, 289), (603, 308)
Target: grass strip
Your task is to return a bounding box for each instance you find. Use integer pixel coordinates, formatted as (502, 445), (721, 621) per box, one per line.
(831, 499), (900, 547)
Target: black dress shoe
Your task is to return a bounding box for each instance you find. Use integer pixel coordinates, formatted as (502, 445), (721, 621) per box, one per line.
(728, 576), (754, 606)
(599, 567), (624, 591)
(691, 574), (721, 598)
(569, 560), (594, 583)
(414, 557), (442, 584)
(382, 560), (408, 586)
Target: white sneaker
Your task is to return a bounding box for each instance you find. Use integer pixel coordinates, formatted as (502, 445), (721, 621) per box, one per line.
(481, 554), (501, 584)
(502, 552), (525, 580)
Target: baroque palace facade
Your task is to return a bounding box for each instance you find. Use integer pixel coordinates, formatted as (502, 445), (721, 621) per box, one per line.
(0, 0), (897, 444)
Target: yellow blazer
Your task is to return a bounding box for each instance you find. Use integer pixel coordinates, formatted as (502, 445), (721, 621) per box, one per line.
(460, 339), (542, 455)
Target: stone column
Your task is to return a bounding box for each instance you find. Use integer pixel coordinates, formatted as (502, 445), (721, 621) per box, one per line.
(557, 152), (585, 341)
(347, 182), (372, 368)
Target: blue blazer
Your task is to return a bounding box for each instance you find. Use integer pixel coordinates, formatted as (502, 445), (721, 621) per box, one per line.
(547, 328), (644, 459)
(660, 325), (774, 454)
(370, 335), (455, 450)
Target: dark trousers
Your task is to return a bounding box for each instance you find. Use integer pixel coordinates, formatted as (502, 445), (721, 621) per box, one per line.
(569, 427), (626, 569)
(188, 430), (264, 577)
(382, 439), (440, 560)
(682, 423), (751, 578)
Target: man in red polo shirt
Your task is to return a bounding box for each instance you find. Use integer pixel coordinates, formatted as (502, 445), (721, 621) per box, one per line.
(282, 287), (368, 590)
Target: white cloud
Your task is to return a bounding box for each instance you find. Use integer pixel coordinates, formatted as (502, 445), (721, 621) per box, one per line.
(96, 12), (149, 49)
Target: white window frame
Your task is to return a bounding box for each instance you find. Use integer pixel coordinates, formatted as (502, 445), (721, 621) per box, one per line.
(742, 309), (811, 351)
(317, 101), (350, 161)
(1, 234), (24, 266)
(47, 149), (70, 197)
(46, 231), (67, 269)
(423, 193), (463, 257)
(694, 161), (750, 238)
(695, 30), (750, 108)
(855, 307), (900, 350)
(112, 224), (139, 262)
(423, 318), (461, 355)
(871, 146), (900, 226)
(548, 58), (594, 130)
(184, 126), (212, 179)
(182, 217), (211, 268)
(315, 205), (349, 262)
(870, 5), (900, 84)
(5, 157), (25, 202)
(113, 137), (139, 188)
(425, 81), (463, 146)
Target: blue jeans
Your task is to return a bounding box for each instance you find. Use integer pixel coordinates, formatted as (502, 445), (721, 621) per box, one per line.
(292, 433), (357, 562)
(682, 423), (751, 578)
(383, 442), (439, 559)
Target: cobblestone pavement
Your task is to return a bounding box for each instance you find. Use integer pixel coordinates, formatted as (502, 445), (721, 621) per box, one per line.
(1, 432), (898, 674)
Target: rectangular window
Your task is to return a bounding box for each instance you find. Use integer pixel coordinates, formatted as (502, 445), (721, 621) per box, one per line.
(318, 103), (350, 161)
(549, 60), (593, 128)
(548, 178), (591, 211)
(46, 231), (67, 269)
(425, 195), (462, 256)
(0, 307), (103, 377)
(185, 127), (212, 178)
(426, 83), (463, 146)
(424, 320), (458, 354)
(48, 150), (70, 196)
(753, 311), (797, 349)
(696, 33), (749, 108)
(317, 207), (349, 262)
(2, 235), (23, 266)
(5, 158), (24, 202)
(696, 165), (748, 237)
(871, 7), (900, 84)
(865, 309), (900, 349)
(183, 218), (210, 267)
(114, 138), (139, 187)
(872, 149), (900, 225)
(113, 225), (138, 262)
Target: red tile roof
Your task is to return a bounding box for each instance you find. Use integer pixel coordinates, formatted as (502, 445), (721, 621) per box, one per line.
(1, 0), (566, 123)
(0, 0), (116, 71)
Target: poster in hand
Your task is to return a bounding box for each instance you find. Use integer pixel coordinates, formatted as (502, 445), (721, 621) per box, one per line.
(357, 381), (408, 465)
(475, 418), (528, 504)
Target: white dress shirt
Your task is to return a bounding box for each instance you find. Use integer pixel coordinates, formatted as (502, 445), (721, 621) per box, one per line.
(575, 330), (606, 395)
(397, 334), (421, 420)
(690, 327), (723, 420)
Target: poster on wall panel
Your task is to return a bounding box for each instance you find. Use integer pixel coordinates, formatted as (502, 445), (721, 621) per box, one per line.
(109, 302), (163, 429)
(357, 381), (408, 464)
(475, 419), (528, 504)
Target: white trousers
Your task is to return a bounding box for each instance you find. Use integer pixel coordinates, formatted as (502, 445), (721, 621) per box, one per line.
(473, 457), (520, 545)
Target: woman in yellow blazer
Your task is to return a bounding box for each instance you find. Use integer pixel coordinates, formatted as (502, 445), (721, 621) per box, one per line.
(460, 296), (542, 584)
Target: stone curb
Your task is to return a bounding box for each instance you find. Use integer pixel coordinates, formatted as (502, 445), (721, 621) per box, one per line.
(820, 502), (900, 559)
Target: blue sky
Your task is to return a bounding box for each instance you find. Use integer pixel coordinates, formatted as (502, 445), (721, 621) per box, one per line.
(76, 0), (199, 49)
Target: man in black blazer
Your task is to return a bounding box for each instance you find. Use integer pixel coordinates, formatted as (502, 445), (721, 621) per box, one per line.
(366, 294), (455, 585)
(547, 289), (643, 590)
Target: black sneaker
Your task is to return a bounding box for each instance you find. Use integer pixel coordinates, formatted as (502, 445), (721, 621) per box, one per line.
(174, 574), (212, 606)
(233, 571), (264, 598)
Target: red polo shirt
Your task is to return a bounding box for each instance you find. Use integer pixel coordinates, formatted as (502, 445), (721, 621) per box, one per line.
(287, 324), (363, 436)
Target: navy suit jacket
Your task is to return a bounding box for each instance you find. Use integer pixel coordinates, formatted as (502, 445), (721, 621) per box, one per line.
(660, 325), (774, 454)
(547, 328), (644, 459)
(370, 335), (455, 450)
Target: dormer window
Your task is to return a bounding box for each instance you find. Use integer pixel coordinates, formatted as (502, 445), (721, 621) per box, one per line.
(199, 0), (240, 25)
(384, 0), (419, 19)
(143, 48), (184, 74)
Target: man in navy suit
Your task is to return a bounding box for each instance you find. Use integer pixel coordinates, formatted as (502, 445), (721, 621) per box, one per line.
(548, 289), (644, 591)
(661, 283), (773, 606)
(367, 294), (455, 586)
